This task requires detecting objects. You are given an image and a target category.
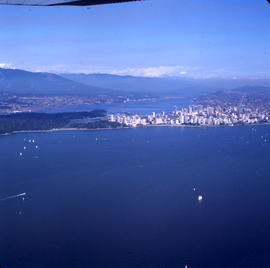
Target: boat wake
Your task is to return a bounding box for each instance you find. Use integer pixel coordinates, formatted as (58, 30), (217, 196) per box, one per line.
(0, 192), (26, 201)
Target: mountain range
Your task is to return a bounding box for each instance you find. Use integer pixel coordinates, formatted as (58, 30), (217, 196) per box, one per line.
(196, 85), (270, 107)
(1, 67), (270, 98)
(0, 68), (115, 96)
(61, 73), (270, 97)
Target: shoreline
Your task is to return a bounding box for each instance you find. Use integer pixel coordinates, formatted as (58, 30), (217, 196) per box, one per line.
(1, 122), (269, 137)
(0, 127), (127, 137)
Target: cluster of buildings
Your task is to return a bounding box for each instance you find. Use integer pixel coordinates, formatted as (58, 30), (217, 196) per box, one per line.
(108, 105), (270, 127)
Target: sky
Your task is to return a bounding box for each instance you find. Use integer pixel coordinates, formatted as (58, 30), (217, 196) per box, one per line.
(0, 0), (270, 78)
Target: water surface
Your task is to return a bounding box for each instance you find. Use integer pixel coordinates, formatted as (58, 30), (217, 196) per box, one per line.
(44, 97), (191, 114)
(1, 126), (270, 268)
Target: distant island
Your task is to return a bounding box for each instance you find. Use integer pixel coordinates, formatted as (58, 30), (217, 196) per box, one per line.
(0, 110), (122, 135)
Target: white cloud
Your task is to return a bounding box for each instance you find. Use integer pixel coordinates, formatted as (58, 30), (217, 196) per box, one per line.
(0, 62), (229, 79)
(3, 62), (263, 80)
(0, 63), (13, 68)
(109, 65), (189, 77)
(29, 64), (193, 77)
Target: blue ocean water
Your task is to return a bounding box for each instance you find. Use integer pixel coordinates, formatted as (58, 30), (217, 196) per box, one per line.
(1, 125), (270, 268)
(43, 98), (191, 114)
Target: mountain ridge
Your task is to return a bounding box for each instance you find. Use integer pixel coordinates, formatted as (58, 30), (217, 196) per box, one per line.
(2, 67), (270, 98)
(61, 72), (270, 97)
(0, 68), (116, 96)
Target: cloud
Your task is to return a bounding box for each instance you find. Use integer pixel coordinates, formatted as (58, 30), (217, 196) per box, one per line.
(29, 64), (192, 77)
(0, 62), (230, 79)
(0, 63), (13, 68)
(109, 65), (189, 77)
(3, 62), (263, 80)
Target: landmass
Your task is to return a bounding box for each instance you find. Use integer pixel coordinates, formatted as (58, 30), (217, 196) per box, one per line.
(2, 84), (270, 134)
(109, 87), (270, 127)
(0, 93), (180, 114)
(0, 110), (122, 135)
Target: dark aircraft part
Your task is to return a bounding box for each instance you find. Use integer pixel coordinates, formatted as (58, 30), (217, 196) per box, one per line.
(51, 0), (139, 6)
(0, 0), (140, 6)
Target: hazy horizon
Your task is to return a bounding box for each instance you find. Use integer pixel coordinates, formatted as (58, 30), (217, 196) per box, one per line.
(1, 66), (270, 81)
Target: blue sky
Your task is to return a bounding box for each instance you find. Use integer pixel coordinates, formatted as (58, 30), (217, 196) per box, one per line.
(0, 0), (270, 78)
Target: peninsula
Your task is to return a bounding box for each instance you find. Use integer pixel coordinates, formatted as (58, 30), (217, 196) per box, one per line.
(0, 110), (121, 135)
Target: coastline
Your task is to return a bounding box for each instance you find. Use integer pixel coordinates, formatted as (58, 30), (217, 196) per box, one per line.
(0, 128), (83, 136)
(1, 122), (269, 137)
(0, 127), (126, 137)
